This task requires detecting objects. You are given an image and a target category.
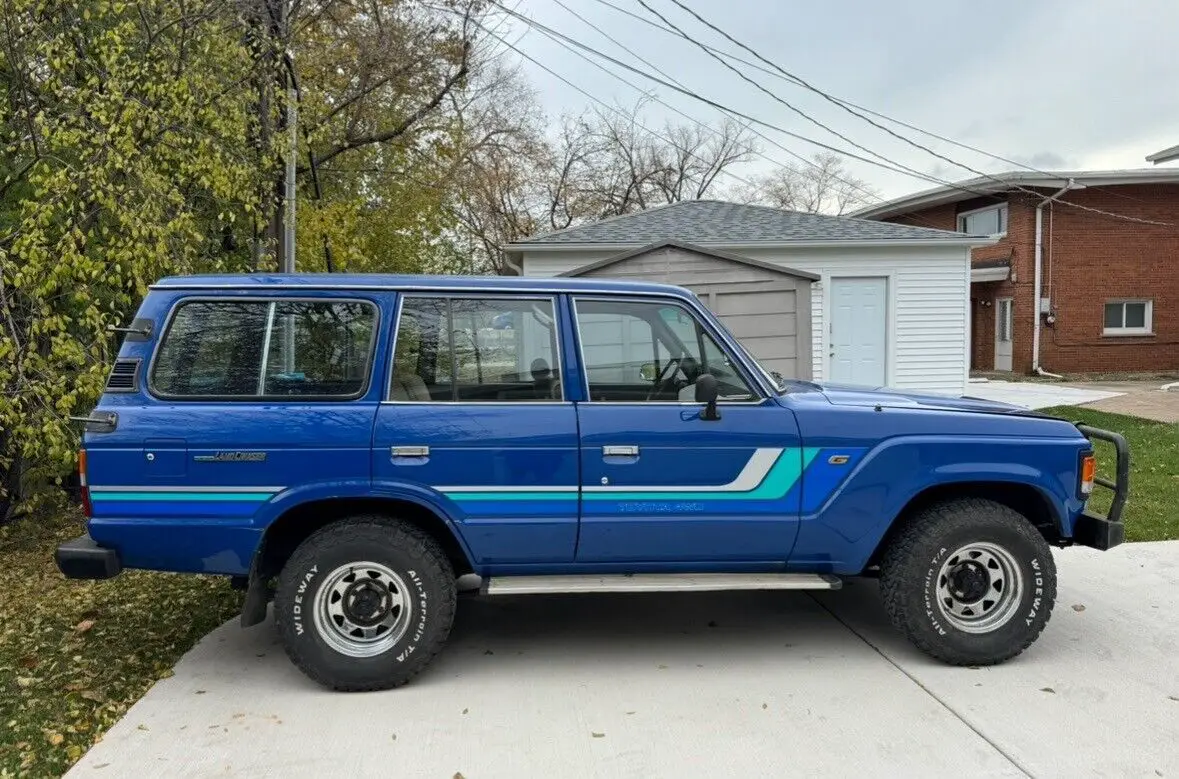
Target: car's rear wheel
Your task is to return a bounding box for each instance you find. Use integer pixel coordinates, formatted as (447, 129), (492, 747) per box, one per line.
(879, 498), (1056, 665)
(274, 515), (456, 691)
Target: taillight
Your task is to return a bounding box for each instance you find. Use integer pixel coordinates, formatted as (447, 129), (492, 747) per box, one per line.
(1079, 452), (1097, 498)
(79, 449), (92, 518)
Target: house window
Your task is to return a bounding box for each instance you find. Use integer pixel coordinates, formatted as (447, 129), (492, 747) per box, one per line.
(958, 204), (1008, 236)
(1103, 300), (1153, 336)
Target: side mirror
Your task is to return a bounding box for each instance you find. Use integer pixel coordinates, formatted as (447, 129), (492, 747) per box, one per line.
(695, 373), (721, 421)
(639, 362), (657, 382)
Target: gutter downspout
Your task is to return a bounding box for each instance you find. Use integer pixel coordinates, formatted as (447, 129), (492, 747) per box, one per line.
(1033, 179), (1080, 378)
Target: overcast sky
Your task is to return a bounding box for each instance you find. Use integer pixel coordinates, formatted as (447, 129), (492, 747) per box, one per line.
(493, 0), (1179, 202)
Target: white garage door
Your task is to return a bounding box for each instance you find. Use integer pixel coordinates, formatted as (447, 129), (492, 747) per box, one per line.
(829, 277), (887, 386)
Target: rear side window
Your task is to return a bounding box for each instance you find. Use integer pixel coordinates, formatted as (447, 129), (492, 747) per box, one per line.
(391, 296), (561, 402)
(151, 299), (377, 399)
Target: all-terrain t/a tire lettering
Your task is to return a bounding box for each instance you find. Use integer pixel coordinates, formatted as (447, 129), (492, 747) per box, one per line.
(880, 498), (1057, 665)
(274, 515), (457, 691)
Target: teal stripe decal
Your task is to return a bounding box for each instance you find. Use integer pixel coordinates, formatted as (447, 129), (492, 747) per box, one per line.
(440, 448), (819, 502)
(91, 492), (276, 502)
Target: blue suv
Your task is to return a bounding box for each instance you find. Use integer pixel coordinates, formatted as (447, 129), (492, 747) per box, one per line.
(58, 274), (1129, 690)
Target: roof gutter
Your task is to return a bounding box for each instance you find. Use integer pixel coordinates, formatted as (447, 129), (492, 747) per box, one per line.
(1033, 179), (1083, 377)
(504, 237), (998, 253)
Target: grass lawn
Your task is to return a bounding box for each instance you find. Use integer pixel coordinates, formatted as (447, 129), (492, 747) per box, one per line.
(0, 511), (242, 778)
(1041, 405), (1179, 543)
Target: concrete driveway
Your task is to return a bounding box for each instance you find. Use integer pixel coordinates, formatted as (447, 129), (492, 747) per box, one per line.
(68, 543), (1179, 778)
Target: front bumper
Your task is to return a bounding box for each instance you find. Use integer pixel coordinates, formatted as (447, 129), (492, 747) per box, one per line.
(1074, 424), (1131, 551)
(56, 534), (122, 579)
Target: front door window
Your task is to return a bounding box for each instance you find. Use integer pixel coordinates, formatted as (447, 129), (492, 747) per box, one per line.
(573, 298), (755, 402)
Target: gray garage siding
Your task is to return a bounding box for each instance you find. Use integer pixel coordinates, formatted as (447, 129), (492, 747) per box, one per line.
(568, 244), (814, 380)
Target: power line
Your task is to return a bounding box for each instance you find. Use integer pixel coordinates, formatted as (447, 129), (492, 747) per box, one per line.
(631, 0), (964, 195)
(598, 0), (1169, 226)
(548, 0), (889, 213)
(469, 17), (763, 195)
(588, 0), (1147, 202)
(489, 2), (1000, 199)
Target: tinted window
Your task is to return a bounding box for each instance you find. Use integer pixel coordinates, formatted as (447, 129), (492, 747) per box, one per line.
(574, 299), (755, 402)
(151, 299), (376, 398)
(392, 297), (561, 402)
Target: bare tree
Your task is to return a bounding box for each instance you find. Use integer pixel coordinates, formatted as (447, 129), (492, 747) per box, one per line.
(738, 152), (876, 215)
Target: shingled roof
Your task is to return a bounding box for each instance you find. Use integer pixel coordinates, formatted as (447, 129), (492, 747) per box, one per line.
(507, 199), (979, 247)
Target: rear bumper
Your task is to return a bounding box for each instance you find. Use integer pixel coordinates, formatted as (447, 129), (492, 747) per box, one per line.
(56, 534), (122, 579)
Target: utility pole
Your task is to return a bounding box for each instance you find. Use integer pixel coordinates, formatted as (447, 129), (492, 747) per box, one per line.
(279, 1), (296, 274)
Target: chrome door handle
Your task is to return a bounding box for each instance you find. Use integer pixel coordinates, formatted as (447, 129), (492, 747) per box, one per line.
(391, 445), (430, 457)
(602, 445), (639, 457)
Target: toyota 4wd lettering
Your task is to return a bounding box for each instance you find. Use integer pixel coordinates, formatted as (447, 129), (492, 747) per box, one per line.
(56, 274), (1130, 691)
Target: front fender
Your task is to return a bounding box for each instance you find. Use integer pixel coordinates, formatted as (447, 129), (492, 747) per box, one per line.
(790, 435), (1086, 575)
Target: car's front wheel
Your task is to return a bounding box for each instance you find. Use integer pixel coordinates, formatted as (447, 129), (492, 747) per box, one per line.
(879, 498), (1056, 665)
(274, 515), (457, 691)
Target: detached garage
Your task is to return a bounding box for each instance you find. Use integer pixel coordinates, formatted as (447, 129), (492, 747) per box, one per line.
(505, 200), (995, 395)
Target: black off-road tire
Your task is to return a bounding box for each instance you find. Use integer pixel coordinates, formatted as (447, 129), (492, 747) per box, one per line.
(274, 515), (457, 691)
(879, 498), (1056, 666)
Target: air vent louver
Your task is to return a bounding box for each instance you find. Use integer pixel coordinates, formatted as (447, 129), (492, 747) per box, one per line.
(105, 358), (140, 392)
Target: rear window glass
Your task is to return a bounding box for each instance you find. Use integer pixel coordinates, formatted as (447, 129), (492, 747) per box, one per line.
(151, 299), (377, 399)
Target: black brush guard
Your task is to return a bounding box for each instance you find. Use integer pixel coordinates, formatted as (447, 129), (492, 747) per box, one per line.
(1073, 424), (1130, 550)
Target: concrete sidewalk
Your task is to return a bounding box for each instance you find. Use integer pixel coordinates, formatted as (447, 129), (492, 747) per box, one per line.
(68, 543), (1179, 778)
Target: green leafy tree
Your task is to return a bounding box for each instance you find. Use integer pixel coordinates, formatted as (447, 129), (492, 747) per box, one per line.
(0, 0), (274, 518)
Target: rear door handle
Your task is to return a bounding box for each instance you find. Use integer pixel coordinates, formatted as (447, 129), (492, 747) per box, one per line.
(602, 445), (639, 457)
(391, 445), (430, 458)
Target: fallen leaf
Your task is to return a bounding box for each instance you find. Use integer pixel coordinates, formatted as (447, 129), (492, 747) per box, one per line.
(761, 703), (767, 710)
(625, 711), (635, 715)
(137, 724), (149, 731)
(1168, 695), (1178, 702)
(591, 732), (605, 738)
(195, 690), (207, 695)
(16, 677), (34, 688)
(18, 655), (37, 669)
(1040, 687), (1056, 694)
(391, 733), (397, 740)
(80, 690), (104, 702)
(483, 649), (494, 656)
(657, 664), (668, 670)
(48, 732), (64, 746)
(75, 619), (95, 634)
(462, 708), (468, 715)
(1072, 604), (1086, 612)
(454, 773), (465, 779)
(94, 763), (110, 770)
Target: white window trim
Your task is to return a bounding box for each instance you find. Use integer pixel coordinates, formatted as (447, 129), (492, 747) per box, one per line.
(1102, 299), (1154, 337)
(957, 203), (1008, 237)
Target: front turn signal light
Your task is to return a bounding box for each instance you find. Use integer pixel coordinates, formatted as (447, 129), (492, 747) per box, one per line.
(1080, 453), (1097, 497)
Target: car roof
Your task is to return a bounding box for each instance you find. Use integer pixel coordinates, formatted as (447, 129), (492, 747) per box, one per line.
(152, 273), (695, 298)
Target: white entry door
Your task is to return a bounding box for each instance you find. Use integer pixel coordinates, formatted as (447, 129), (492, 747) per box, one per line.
(829, 277), (887, 386)
(994, 297), (1013, 371)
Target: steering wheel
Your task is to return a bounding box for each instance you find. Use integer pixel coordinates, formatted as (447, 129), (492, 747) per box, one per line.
(645, 357), (682, 401)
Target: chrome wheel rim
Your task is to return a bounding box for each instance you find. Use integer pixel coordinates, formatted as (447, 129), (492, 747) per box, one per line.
(935, 542), (1023, 634)
(313, 562), (411, 658)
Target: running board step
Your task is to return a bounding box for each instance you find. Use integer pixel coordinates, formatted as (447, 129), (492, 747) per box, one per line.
(484, 573), (841, 595)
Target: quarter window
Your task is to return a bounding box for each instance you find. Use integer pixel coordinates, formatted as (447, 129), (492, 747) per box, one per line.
(574, 298), (755, 402)
(151, 299), (376, 398)
(1103, 300), (1152, 336)
(391, 297), (561, 402)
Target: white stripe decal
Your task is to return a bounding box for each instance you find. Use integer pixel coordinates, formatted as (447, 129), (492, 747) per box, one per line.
(89, 486), (285, 493)
(584, 447), (782, 493)
(438, 447), (783, 494)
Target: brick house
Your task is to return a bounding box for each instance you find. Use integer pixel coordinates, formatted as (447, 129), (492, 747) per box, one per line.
(854, 169), (1179, 375)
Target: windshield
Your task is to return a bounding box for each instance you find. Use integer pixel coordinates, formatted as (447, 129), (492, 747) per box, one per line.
(705, 308), (788, 393)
